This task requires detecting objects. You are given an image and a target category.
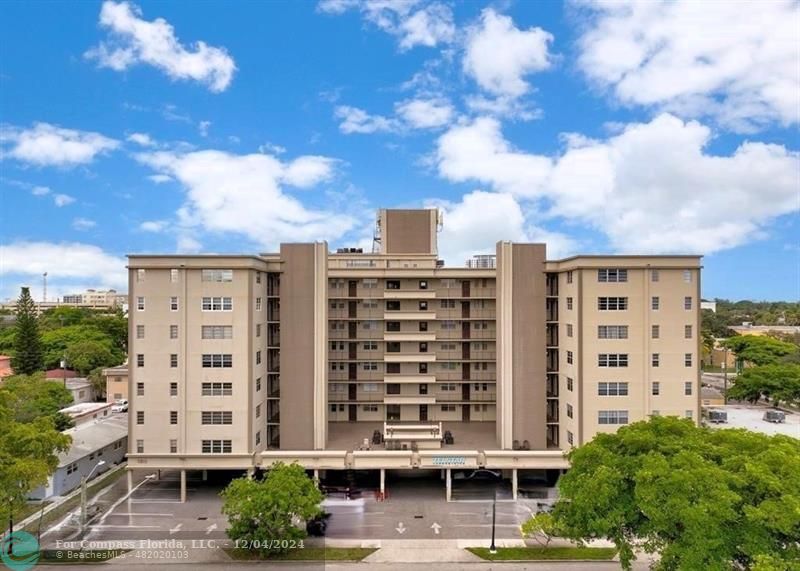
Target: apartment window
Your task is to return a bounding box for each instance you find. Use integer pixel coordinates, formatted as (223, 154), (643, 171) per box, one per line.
(386, 300), (401, 311)
(685, 410), (694, 419)
(256, 350), (262, 365)
(136, 354), (144, 367)
(652, 325), (660, 339)
(256, 272), (261, 284)
(419, 363), (428, 374)
(598, 268), (627, 282)
(440, 383), (457, 391)
(685, 325), (693, 339)
(566, 324), (573, 338)
(256, 404), (261, 418)
(136, 382), (144, 396)
(566, 377), (574, 391)
(202, 325), (233, 339)
(169, 354), (177, 368)
(386, 383), (401, 395)
(419, 342), (428, 353)
(386, 342), (401, 353)
(201, 382), (233, 396)
(567, 431), (574, 445)
(598, 410), (629, 425)
(685, 353), (693, 367)
(255, 431), (261, 445)
(419, 322), (428, 332)
(170, 268), (179, 282)
(685, 382), (693, 396)
(566, 404), (573, 418)
(136, 440), (144, 453)
(566, 297), (573, 310)
(419, 301), (428, 311)
(202, 354), (233, 368)
(201, 269), (233, 282)
(441, 405), (456, 412)
(651, 410), (660, 417)
(362, 299), (378, 309)
(566, 350), (574, 364)
(329, 404), (337, 413)
(137, 411), (144, 424)
(386, 321), (401, 332)
(683, 270), (692, 283)
(598, 297), (628, 311)
(170, 325), (178, 339)
(136, 325), (145, 339)
(170, 439), (177, 453)
(201, 411), (233, 425)
(362, 362), (379, 371)
(256, 324), (261, 337)
(137, 296), (145, 311)
(386, 280), (400, 290)
(598, 353), (628, 367)
(170, 411), (178, 425)
(439, 362), (457, 370)
(170, 296), (179, 311)
(136, 268), (146, 282)
(684, 296), (693, 310)
(440, 320), (457, 330)
(652, 382), (660, 396)
(652, 296), (660, 310)
(652, 353), (660, 367)
(363, 404), (378, 412)
(598, 382), (628, 396)
(362, 320), (378, 330)
(566, 271), (573, 284)
(255, 377), (261, 391)
(363, 383), (379, 392)
(651, 269), (660, 282)
(598, 325), (628, 339)
(201, 440), (232, 453)
(363, 341), (378, 351)
(386, 363), (400, 374)
(202, 297), (233, 311)
(440, 299), (456, 309)
(330, 362), (344, 372)
(170, 382), (177, 396)
(256, 297), (262, 311)
(419, 280), (428, 290)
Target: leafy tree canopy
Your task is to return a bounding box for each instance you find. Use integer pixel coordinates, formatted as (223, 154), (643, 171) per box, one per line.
(723, 335), (798, 366)
(10, 287), (44, 375)
(221, 462), (323, 556)
(547, 417), (800, 571)
(727, 364), (800, 407)
(64, 340), (118, 376)
(1, 373), (75, 428)
(41, 325), (124, 370)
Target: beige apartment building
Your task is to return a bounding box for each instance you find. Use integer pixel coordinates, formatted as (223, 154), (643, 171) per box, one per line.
(126, 209), (701, 500)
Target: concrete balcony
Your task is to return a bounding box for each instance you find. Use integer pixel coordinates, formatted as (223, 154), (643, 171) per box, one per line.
(383, 375), (436, 384)
(383, 331), (437, 342)
(384, 311), (437, 321)
(383, 353), (437, 363)
(383, 290), (437, 299)
(383, 395), (437, 405)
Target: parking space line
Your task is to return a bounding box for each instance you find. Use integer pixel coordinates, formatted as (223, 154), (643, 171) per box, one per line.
(89, 525), (161, 529)
(111, 513), (173, 517)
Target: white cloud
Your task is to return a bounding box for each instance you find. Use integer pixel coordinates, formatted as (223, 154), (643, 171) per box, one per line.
(126, 132), (155, 146)
(72, 218), (97, 230)
(464, 94), (542, 121)
(573, 0), (800, 131)
(32, 185), (51, 196)
(139, 220), (168, 232)
(258, 142), (286, 155)
(0, 122), (119, 166)
(0, 241), (127, 301)
(147, 174), (172, 184)
(53, 194), (76, 207)
(85, 1), (236, 92)
(335, 105), (400, 134)
(198, 120), (211, 137)
(436, 113), (800, 254)
(135, 148), (355, 249)
(395, 97), (454, 129)
(463, 9), (553, 98)
(318, 0), (454, 50)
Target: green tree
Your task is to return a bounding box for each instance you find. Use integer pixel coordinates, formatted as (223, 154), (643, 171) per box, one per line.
(723, 335), (798, 367)
(520, 512), (563, 548)
(88, 367), (107, 400)
(1, 373), (75, 430)
(727, 364), (800, 407)
(10, 287), (44, 375)
(543, 417), (800, 570)
(221, 462), (323, 556)
(41, 325), (124, 370)
(64, 340), (118, 375)
(0, 389), (71, 532)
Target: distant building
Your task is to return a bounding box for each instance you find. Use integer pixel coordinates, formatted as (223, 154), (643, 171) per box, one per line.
(103, 365), (129, 402)
(0, 288), (128, 314)
(45, 368), (78, 381)
(701, 386), (725, 407)
(0, 355), (13, 378)
(730, 324), (800, 337)
(29, 414), (127, 500)
(64, 378), (95, 404)
(700, 300), (717, 313)
(60, 402), (114, 427)
(465, 254), (496, 269)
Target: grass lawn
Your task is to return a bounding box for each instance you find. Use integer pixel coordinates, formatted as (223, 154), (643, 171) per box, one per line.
(225, 547), (376, 561)
(468, 546), (617, 561)
(13, 501), (52, 523)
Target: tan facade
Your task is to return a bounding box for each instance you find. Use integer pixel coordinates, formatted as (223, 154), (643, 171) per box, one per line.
(126, 209), (701, 473)
(104, 365), (129, 402)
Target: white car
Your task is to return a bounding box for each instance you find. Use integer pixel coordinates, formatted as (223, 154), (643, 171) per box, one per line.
(111, 399), (128, 413)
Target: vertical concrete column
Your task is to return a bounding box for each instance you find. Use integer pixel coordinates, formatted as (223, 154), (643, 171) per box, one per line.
(180, 470), (187, 503)
(512, 468), (518, 501)
(380, 469), (385, 496)
(446, 468), (452, 502)
(202, 470), (207, 481)
(127, 469), (133, 494)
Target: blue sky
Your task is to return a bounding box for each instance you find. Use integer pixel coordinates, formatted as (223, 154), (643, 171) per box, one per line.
(1, 0), (798, 302)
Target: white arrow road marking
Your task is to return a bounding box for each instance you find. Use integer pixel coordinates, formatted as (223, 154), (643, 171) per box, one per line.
(205, 523), (218, 535)
(431, 522), (442, 535)
(395, 521), (406, 534)
(170, 523), (183, 535)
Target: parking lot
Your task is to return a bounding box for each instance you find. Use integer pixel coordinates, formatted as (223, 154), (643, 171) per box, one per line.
(39, 468), (555, 547)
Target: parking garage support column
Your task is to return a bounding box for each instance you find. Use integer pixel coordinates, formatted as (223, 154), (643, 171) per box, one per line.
(127, 469), (133, 494)
(380, 469), (385, 497)
(512, 469), (518, 500)
(180, 470), (187, 503)
(446, 469), (451, 502)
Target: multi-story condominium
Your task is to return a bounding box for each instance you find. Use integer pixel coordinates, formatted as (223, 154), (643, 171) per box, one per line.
(127, 208), (701, 501)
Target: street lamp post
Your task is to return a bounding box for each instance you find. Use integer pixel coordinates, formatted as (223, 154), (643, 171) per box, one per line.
(489, 488), (497, 554)
(723, 347), (729, 405)
(80, 461), (106, 532)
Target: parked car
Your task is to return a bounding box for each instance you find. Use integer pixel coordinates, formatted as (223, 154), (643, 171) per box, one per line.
(763, 410), (786, 423)
(707, 409), (728, 424)
(111, 399), (128, 412)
